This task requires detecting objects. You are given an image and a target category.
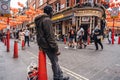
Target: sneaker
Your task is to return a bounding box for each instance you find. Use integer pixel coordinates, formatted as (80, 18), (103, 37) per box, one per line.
(54, 77), (69, 80)
(63, 77), (69, 80)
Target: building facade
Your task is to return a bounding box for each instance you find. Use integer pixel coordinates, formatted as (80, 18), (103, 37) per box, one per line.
(27, 0), (107, 38)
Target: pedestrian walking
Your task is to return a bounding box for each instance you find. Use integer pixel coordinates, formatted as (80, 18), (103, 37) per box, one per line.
(108, 29), (112, 44)
(93, 25), (103, 50)
(24, 28), (30, 47)
(76, 26), (84, 49)
(34, 5), (69, 80)
(19, 29), (25, 44)
(68, 27), (76, 48)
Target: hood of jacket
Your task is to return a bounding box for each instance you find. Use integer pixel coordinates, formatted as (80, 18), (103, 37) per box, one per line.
(34, 13), (49, 23)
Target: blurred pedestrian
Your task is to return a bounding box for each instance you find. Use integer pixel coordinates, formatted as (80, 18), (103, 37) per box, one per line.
(108, 29), (112, 44)
(93, 25), (103, 50)
(24, 28), (30, 47)
(68, 27), (76, 48)
(76, 26), (84, 49)
(19, 29), (25, 44)
(34, 5), (69, 80)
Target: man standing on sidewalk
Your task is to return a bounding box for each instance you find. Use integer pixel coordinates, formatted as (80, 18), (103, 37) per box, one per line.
(34, 5), (69, 80)
(24, 28), (30, 47)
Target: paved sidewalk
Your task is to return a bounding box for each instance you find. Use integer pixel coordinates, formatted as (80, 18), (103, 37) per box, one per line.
(0, 40), (29, 80)
(0, 38), (120, 80)
(0, 39), (57, 80)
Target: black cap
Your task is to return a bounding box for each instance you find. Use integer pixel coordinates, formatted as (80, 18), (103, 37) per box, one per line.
(44, 5), (53, 15)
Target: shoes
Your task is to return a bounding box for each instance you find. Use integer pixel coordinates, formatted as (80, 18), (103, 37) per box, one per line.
(84, 45), (87, 48)
(101, 48), (103, 50)
(96, 49), (98, 50)
(54, 76), (69, 80)
(63, 77), (69, 80)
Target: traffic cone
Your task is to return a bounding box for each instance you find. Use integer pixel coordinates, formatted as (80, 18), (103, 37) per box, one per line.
(118, 36), (120, 44)
(13, 40), (18, 58)
(38, 50), (48, 80)
(64, 37), (66, 44)
(22, 40), (25, 50)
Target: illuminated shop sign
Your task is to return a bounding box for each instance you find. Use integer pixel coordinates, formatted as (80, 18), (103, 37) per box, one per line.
(74, 10), (102, 18)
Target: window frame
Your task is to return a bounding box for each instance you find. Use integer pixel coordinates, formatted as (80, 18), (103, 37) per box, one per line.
(39, 0), (43, 6)
(66, 0), (69, 7)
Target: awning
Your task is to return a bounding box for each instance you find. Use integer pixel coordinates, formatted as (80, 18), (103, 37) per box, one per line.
(52, 15), (73, 23)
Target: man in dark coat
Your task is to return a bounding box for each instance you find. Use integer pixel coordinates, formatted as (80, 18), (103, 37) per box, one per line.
(34, 5), (69, 80)
(93, 25), (103, 50)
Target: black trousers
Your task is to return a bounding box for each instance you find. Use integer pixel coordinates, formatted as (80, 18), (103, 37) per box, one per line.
(43, 49), (63, 80)
(94, 39), (103, 50)
(25, 36), (30, 46)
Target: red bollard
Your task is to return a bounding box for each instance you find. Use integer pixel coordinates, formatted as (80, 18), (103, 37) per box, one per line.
(22, 40), (25, 50)
(64, 37), (66, 44)
(118, 36), (120, 44)
(38, 50), (48, 80)
(87, 36), (90, 45)
(6, 30), (10, 52)
(13, 40), (18, 58)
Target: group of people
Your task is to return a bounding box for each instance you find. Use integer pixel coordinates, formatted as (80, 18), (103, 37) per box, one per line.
(19, 28), (30, 47)
(67, 26), (87, 49)
(66, 25), (103, 50)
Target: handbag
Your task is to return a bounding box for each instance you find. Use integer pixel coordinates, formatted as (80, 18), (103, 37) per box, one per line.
(97, 35), (102, 39)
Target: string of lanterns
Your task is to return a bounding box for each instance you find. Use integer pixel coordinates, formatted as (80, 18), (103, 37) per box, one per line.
(0, 2), (43, 30)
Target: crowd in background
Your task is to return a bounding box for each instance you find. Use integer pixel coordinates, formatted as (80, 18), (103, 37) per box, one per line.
(0, 25), (119, 50)
(0, 27), (36, 47)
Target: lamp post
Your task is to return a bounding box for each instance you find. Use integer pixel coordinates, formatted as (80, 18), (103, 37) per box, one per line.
(109, 1), (120, 44)
(6, 17), (10, 52)
(112, 18), (115, 44)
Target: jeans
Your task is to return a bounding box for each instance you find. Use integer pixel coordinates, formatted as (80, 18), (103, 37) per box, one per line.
(43, 49), (63, 80)
(25, 36), (30, 46)
(94, 39), (103, 50)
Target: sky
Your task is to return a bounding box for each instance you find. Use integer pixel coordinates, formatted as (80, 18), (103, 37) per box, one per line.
(10, 0), (27, 8)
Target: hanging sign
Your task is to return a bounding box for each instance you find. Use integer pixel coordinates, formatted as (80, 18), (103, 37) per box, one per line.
(0, 0), (11, 17)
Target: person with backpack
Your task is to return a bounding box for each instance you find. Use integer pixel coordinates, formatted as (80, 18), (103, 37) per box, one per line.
(34, 5), (69, 80)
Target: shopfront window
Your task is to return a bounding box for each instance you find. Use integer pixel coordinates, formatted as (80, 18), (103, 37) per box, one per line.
(95, 0), (98, 3)
(66, 0), (69, 7)
(88, 0), (93, 4)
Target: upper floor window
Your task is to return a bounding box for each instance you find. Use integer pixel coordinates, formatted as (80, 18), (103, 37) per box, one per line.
(75, 0), (80, 4)
(66, 0), (69, 7)
(55, 3), (60, 12)
(39, 0), (43, 6)
(33, 4), (35, 9)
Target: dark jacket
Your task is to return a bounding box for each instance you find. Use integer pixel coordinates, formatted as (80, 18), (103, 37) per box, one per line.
(93, 28), (102, 41)
(34, 14), (58, 53)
